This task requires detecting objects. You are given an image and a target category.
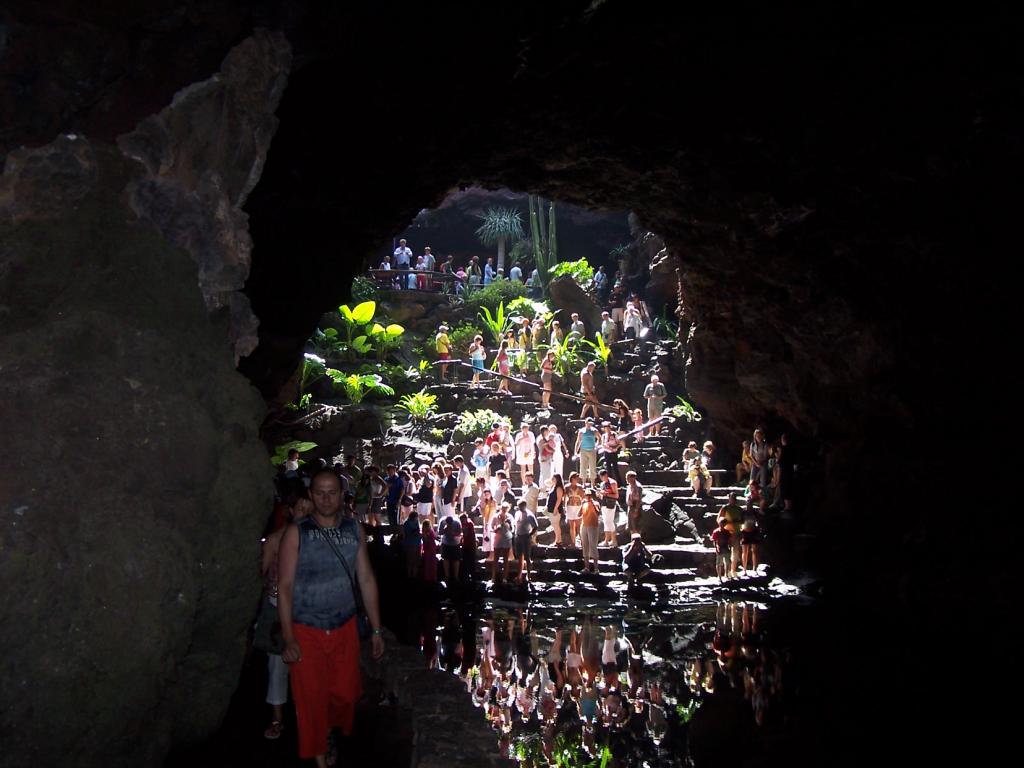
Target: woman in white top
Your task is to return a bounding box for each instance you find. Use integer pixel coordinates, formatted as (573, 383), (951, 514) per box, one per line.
(623, 302), (643, 340)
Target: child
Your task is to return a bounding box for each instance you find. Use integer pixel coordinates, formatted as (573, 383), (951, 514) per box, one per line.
(711, 517), (732, 581)
(469, 334), (486, 387)
(632, 409), (645, 444)
(496, 340), (510, 393)
(472, 437), (490, 480)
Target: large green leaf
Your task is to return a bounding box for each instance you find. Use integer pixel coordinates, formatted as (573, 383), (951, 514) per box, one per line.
(385, 323), (404, 337)
(351, 300), (376, 324)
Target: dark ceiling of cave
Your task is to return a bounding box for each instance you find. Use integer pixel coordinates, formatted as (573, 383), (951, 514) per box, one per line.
(2, 1), (1018, 433)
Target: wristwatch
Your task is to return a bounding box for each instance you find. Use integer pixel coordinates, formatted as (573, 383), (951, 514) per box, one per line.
(372, 628), (383, 636)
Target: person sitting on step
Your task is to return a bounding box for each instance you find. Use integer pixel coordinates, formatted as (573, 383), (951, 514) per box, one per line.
(622, 532), (654, 587)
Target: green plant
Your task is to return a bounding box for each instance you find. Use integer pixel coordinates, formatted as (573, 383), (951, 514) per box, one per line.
(448, 323), (482, 358)
(337, 300), (376, 346)
(367, 321), (405, 361)
(475, 206), (525, 274)
(271, 440), (318, 466)
(397, 389), (438, 420)
(540, 334), (584, 378)
(478, 301), (513, 346)
(350, 274), (378, 303)
(550, 257), (594, 286)
(666, 395), (703, 422)
(580, 331), (613, 369)
(676, 698), (702, 723)
(528, 195), (558, 294)
(453, 409), (511, 442)
(461, 280), (527, 316)
(652, 305), (679, 339)
(506, 296), (552, 321)
(300, 353), (326, 395)
(428, 427), (446, 443)
(325, 369), (395, 403)
(284, 392), (313, 412)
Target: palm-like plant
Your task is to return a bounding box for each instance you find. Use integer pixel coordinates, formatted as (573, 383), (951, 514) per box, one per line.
(581, 332), (613, 369)
(475, 207), (525, 275)
(478, 301), (513, 346)
(397, 389), (439, 421)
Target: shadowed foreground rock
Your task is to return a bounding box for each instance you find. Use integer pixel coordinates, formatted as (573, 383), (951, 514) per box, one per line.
(0, 40), (281, 767)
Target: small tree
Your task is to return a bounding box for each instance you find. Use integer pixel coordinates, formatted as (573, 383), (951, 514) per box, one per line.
(475, 207), (525, 275)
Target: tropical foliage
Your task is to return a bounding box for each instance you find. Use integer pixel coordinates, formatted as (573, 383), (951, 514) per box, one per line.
(506, 296), (552, 322)
(447, 323), (482, 359)
(475, 206), (525, 274)
(367, 321), (405, 361)
(461, 280), (527, 316)
(271, 440), (318, 466)
(350, 274), (379, 303)
(397, 389), (438, 420)
(478, 301), (514, 346)
(580, 331), (613, 369)
(666, 395), (703, 422)
(539, 334), (584, 378)
(550, 257), (594, 287)
(454, 409), (511, 442)
(325, 369), (395, 403)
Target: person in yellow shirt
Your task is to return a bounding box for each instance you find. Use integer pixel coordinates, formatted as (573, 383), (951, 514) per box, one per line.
(435, 324), (451, 382)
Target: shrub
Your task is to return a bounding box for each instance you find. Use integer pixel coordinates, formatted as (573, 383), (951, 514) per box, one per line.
(397, 389), (438, 420)
(506, 296), (552, 321)
(448, 323), (482, 359)
(462, 280), (527, 316)
(550, 257), (594, 286)
(453, 409), (512, 442)
(350, 275), (379, 303)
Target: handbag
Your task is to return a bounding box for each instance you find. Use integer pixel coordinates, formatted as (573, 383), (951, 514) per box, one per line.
(307, 516), (373, 641)
(252, 594), (284, 655)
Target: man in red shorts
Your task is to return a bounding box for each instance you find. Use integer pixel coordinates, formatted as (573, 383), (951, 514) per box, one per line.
(278, 469), (385, 767)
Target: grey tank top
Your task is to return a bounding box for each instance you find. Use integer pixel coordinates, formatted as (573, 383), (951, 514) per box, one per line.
(292, 516), (360, 630)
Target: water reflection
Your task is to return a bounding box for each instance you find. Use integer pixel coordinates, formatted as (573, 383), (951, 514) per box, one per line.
(411, 601), (794, 767)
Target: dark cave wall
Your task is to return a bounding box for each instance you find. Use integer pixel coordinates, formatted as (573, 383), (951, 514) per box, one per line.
(0, 2), (1016, 764)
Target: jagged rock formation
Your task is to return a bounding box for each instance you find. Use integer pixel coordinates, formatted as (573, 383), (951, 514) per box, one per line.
(117, 29), (291, 361)
(0, 33), (285, 768)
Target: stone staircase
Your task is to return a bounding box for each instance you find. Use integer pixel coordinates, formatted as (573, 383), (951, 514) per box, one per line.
(386, 380), (773, 601)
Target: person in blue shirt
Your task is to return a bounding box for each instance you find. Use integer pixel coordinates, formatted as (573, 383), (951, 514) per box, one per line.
(401, 510), (422, 579)
(484, 257), (495, 285)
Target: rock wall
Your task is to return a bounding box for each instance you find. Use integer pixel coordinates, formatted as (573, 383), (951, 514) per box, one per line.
(0, 33), (286, 768)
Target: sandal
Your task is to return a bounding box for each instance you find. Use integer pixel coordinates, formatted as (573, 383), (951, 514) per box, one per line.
(263, 720), (284, 740)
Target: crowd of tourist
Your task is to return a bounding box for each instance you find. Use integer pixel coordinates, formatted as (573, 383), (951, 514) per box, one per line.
(373, 239), (641, 309)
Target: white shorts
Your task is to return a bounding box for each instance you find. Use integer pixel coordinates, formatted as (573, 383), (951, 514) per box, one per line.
(417, 502), (433, 518)
(565, 504), (582, 521)
(602, 506), (616, 532)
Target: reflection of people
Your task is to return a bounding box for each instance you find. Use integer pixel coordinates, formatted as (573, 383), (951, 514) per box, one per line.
(277, 470), (384, 767)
